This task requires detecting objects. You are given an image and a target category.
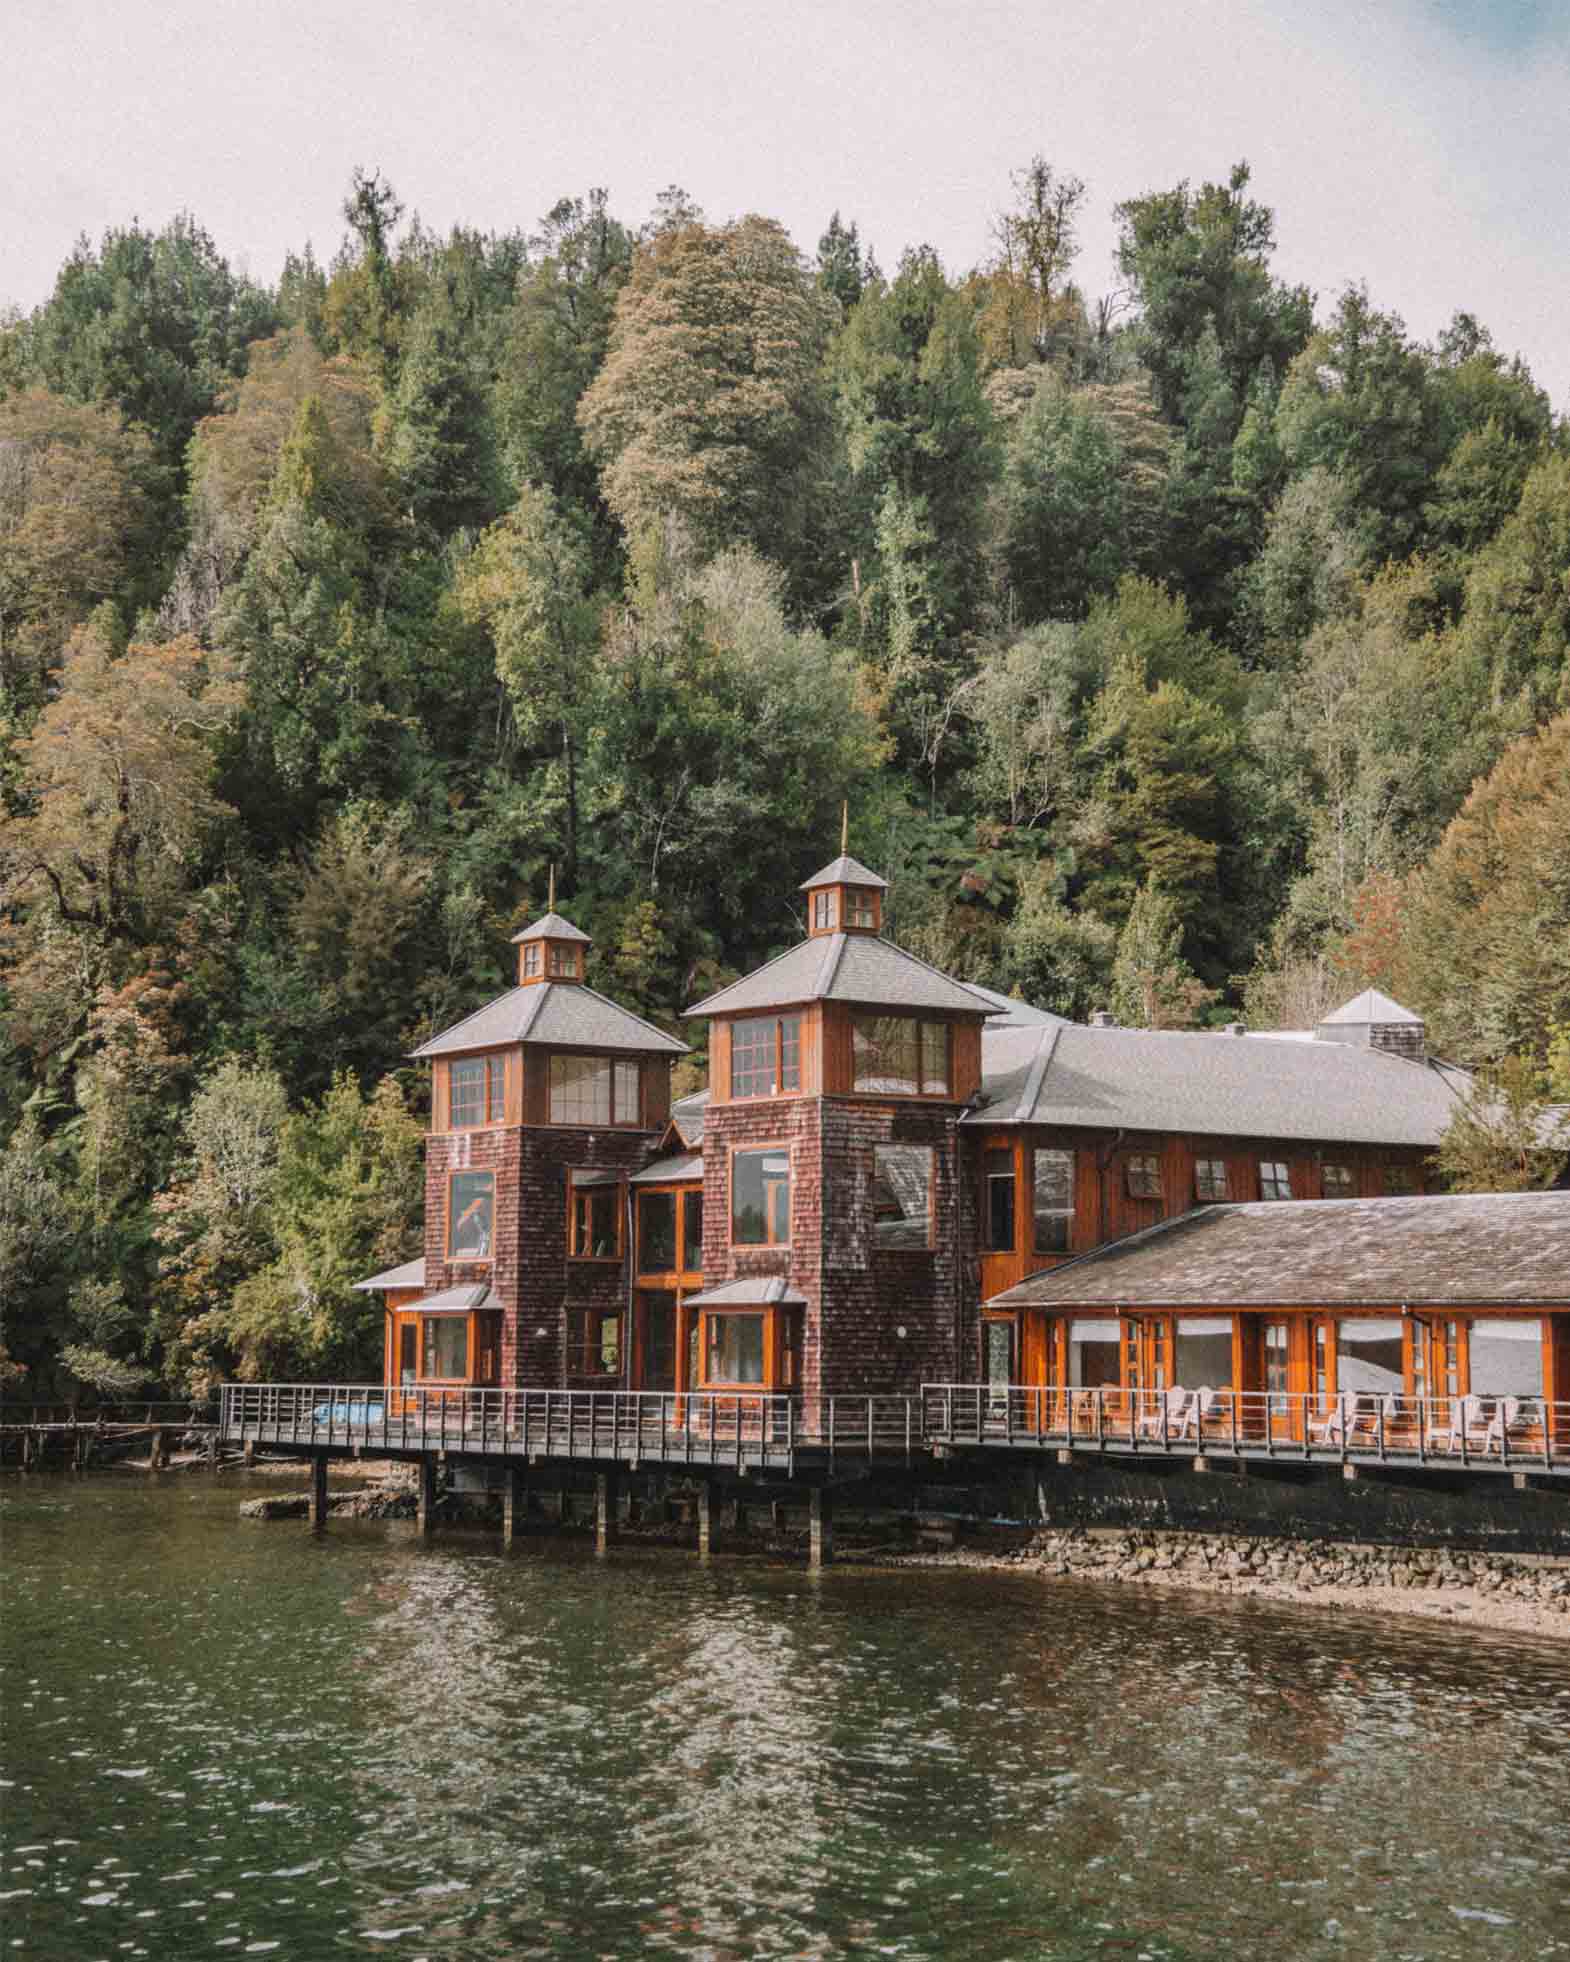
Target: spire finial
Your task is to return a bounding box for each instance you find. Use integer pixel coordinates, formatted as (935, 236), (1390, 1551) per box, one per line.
(840, 801), (848, 856)
(548, 862), (556, 912)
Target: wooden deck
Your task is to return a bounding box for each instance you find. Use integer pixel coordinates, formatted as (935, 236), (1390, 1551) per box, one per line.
(218, 1384), (921, 1474)
(214, 1383), (1570, 1482)
(921, 1386), (1570, 1478)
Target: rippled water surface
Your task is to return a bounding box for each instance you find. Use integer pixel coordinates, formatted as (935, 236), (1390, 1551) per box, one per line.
(3, 1476), (1568, 1960)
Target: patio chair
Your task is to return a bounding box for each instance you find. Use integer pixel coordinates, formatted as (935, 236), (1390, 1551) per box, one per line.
(1429, 1393), (1487, 1454)
(1137, 1385), (1192, 1441)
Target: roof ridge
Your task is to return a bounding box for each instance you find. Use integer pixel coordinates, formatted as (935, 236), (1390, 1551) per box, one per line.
(812, 930), (847, 998)
(575, 982), (687, 1050)
(1015, 1022), (1060, 1121)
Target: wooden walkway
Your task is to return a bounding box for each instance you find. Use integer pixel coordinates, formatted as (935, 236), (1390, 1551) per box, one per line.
(213, 1383), (1570, 1482)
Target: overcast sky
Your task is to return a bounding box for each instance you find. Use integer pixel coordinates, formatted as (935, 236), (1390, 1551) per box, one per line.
(4, 0), (1567, 408)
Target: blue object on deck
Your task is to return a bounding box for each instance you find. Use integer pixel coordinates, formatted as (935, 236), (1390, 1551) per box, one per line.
(312, 1400), (386, 1426)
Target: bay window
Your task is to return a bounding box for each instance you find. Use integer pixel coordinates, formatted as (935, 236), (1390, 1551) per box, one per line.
(421, 1316), (468, 1380)
(706, 1313), (766, 1386)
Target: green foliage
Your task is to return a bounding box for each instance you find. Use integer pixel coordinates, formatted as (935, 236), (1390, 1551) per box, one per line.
(1432, 1056), (1569, 1193)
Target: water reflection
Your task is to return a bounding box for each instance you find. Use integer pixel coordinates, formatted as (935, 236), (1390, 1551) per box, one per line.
(2, 1479), (1567, 1960)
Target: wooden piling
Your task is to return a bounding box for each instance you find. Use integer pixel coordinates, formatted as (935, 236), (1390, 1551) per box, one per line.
(502, 1467), (527, 1549)
(417, 1457), (439, 1537)
(595, 1470), (619, 1551)
(809, 1487), (834, 1569)
(696, 1478), (717, 1556)
(311, 1451), (329, 1530)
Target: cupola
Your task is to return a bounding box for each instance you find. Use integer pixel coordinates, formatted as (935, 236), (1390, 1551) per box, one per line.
(801, 815), (887, 936)
(511, 876), (591, 985)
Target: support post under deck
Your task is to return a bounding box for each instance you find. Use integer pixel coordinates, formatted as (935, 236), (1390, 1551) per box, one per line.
(502, 1467), (527, 1549)
(809, 1487), (834, 1569)
(310, 1450), (329, 1531)
(696, 1479), (717, 1556)
(596, 1471), (619, 1550)
(417, 1457), (439, 1537)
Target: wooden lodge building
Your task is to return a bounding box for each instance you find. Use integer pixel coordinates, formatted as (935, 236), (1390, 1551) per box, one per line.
(354, 854), (1570, 1440)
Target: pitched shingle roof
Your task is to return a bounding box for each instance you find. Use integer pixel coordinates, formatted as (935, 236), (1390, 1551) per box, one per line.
(412, 983), (687, 1058)
(800, 853), (888, 891)
(1319, 988), (1423, 1025)
(686, 933), (996, 1019)
(629, 1152), (703, 1185)
(987, 1192), (1570, 1310)
(510, 911), (592, 944)
(352, 1256), (426, 1293)
(669, 1090), (708, 1147)
(965, 1023), (1467, 1146)
(963, 982), (1072, 1031)
(683, 1276), (807, 1306)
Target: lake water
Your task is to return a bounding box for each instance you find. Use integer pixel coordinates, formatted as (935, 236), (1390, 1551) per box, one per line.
(3, 1474), (1568, 1961)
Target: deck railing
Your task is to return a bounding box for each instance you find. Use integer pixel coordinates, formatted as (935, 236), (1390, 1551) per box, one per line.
(922, 1385), (1569, 1472)
(219, 1384), (923, 1468)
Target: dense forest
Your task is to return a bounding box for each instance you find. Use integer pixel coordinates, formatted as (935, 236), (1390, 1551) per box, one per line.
(2, 161), (1567, 1397)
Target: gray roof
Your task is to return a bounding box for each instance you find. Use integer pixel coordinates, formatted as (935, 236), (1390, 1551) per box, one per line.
(352, 1256), (426, 1293)
(669, 1090), (708, 1147)
(1319, 988), (1423, 1026)
(629, 1152), (703, 1185)
(683, 1275), (807, 1307)
(800, 853), (888, 891)
(966, 1022), (1467, 1147)
(987, 1192), (1570, 1310)
(965, 983), (1072, 1032)
(686, 933), (996, 1020)
(407, 1283), (496, 1314)
(412, 982), (688, 1059)
(511, 910), (592, 944)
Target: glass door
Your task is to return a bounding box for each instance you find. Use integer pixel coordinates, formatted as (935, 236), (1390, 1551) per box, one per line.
(638, 1292), (677, 1393)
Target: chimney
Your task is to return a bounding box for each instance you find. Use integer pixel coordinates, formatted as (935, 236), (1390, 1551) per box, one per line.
(1224, 1022), (1247, 1037)
(1089, 1010), (1116, 1028)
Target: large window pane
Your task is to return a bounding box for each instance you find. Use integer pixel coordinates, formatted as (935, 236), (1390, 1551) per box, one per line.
(1032, 1148), (1073, 1253)
(1336, 1318), (1403, 1395)
(1468, 1320), (1544, 1396)
(1175, 1317), (1233, 1388)
(872, 1144), (933, 1248)
(422, 1316), (468, 1379)
(550, 1054), (611, 1125)
(732, 1148), (790, 1245)
(984, 1147), (1015, 1252)
(920, 1022), (949, 1096)
(778, 1016), (801, 1092)
(448, 1171), (494, 1259)
(852, 1016), (919, 1093)
(614, 1060), (641, 1125)
(638, 1191), (677, 1272)
(571, 1183), (618, 1258)
(1069, 1318), (1121, 1388)
(450, 1059), (485, 1128)
(707, 1313), (765, 1385)
(682, 1191), (703, 1272)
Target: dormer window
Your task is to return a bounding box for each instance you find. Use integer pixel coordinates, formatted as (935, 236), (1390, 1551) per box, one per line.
(812, 890), (837, 931)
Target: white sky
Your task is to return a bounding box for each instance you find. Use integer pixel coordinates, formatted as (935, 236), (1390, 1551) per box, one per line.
(4, 0), (1567, 409)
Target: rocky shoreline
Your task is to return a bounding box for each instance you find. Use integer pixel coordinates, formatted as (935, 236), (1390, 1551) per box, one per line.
(888, 1524), (1570, 1640)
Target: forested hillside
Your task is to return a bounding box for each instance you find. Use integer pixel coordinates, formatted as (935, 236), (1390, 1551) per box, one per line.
(2, 162), (1566, 1395)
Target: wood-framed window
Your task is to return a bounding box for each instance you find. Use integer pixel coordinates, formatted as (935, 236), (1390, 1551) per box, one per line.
(1125, 1153), (1161, 1199)
(1383, 1164), (1417, 1196)
(421, 1315), (469, 1380)
(1195, 1157), (1229, 1202)
(447, 1169), (494, 1261)
(548, 944), (581, 979)
(522, 942), (542, 978)
(704, 1311), (767, 1387)
(1259, 1159), (1292, 1201)
(569, 1176), (620, 1259)
(873, 1143), (933, 1249)
(449, 1055), (506, 1129)
(812, 890), (837, 931)
(1032, 1147), (1073, 1253)
(635, 1186), (705, 1279)
(730, 1014), (801, 1099)
(731, 1146), (790, 1246)
(548, 1053), (642, 1127)
(983, 1146), (1016, 1251)
(567, 1306), (621, 1377)
(1321, 1162), (1353, 1197)
(850, 1016), (949, 1096)
(845, 889), (878, 930)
